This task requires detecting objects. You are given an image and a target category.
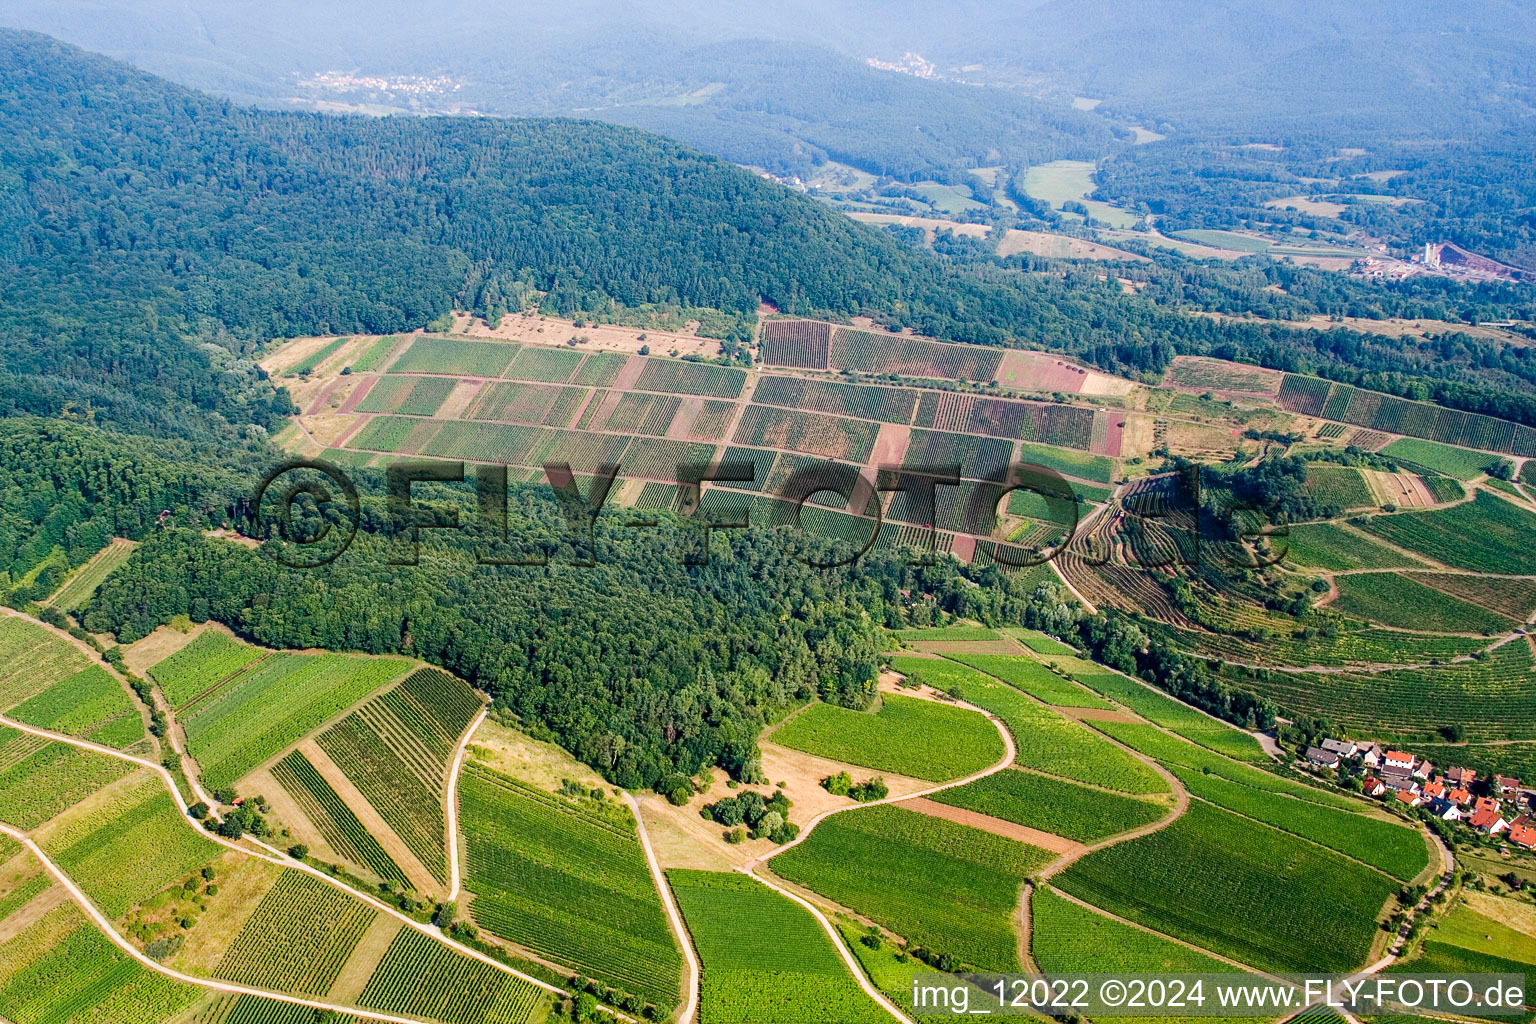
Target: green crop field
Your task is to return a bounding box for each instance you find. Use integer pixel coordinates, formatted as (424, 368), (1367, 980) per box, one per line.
(215, 870), (377, 995)
(1002, 629), (1080, 656)
(390, 337), (517, 376)
(1281, 523), (1427, 571)
(179, 651), (410, 791)
(1173, 769), (1428, 881)
(147, 629), (262, 710)
(347, 335), (400, 373)
(0, 737), (134, 827)
(888, 657), (1167, 795)
(0, 615), (92, 708)
(1304, 466), (1376, 509)
(1414, 573), (1536, 621)
(753, 375), (917, 423)
(314, 670), (481, 885)
(357, 926), (547, 1024)
(1381, 438), (1501, 480)
(0, 903), (202, 1024)
(772, 804), (1053, 971)
(270, 751), (409, 886)
(471, 381), (589, 425)
(1016, 442), (1115, 483)
(571, 350), (630, 386)
(1332, 573), (1514, 633)
(1429, 899), (1536, 966)
(192, 994), (362, 1024)
(355, 374), (457, 416)
(1055, 801), (1398, 972)
(668, 870), (886, 1024)
(461, 765), (681, 1007)
(1045, 656), (1267, 760)
(931, 769), (1168, 843)
(890, 626), (997, 643)
(9, 664), (143, 748)
(939, 653), (1113, 709)
(1358, 491), (1536, 573)
(1090, 720), (1364, 810)
(44, 772), (219, 917)
(48, 539), (135, 611)
(635, 359), (747, 398)
(770, 692), (1004, 782)
(1031, 888), (1255, 1024)
(903, 428), (1015, 480)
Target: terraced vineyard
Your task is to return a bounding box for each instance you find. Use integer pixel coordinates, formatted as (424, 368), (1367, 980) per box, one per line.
(356, 374), (457, 416)
(931, 769), (1169, 842)
(770, 692), (1005, 782)
(772, 803), (1054, 971)
(214, 871), (377, 995)
(176, 651), (411, 791)
(668, 870), (886, 1024)
(1332, 573), (1514, 632)
(459, 764), (682, 1007)
(829, 329), (1003, 380)
(1055, 800), (1400, 972)
(315, 667), (484, 884)
(357, 927), (548, 1024)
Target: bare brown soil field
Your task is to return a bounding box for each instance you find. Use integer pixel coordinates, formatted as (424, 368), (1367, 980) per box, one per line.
(899, 796), (1084, 854)
(995, 350), (1089, 393)
(460, 311), (724, 358)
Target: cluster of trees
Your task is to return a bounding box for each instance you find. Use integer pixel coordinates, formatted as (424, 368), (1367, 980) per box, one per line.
(820, 771), (889, 802)
(700, 788), (798, 844)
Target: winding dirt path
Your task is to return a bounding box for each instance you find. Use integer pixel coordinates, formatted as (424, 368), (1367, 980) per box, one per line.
(445, 706), (488, 901)
(0, 712), (637, 1023)
(622, 791), (700, 1024)
(0, 824), (429, 1024)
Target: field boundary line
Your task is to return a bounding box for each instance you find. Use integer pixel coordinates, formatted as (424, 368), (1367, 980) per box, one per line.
(445, 705), (488, 900)
(0, 711), (637, 1022)
(0, 822), (427, 1024)
(623, 792), (699, 1024)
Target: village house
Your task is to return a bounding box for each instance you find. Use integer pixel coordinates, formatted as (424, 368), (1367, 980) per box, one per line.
(1395, 790), (1423, 809)
(1511, 823), (1536, 850)
(1413, 759), (1435, 780)
(1306, 746), (1341, 768)
(1382, 766), (1418, 793)
(1496, 775), (1522, 799)
(1421, 780), (1446, 801)
(1449, 787), (1473, 807)
(1446, 766), (1476, 788)
(1475, 796), (1502, 815)
(1358, 743), (1382, 768)
(1384, 751), (1415, 772)
(1469, 807), (1510, 835)
(1320, 738), (1357, 759)
(1434, 800), (1463, 822)
(1361, 777), (1386, 798)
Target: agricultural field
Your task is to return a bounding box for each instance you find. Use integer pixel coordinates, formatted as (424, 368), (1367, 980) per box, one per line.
(1042, 657), (1267, 760)
(1216, 641), (1536, 741)
(470, 381), (588, 425)
(772, 803), (1054, 970)
(174, 650), (411, 791)
(356, 926), (548, 1024)
(570, 350), (630, 386)
(1280, 522), (1427, 571)
(888, 656), (1167, 795)
(634, 359), (746, 398)
(938, 652), (1114, 709)
(0, 615), (93, 708)
(890, 626), (998, 643)
(1172, 768), (1429, 881)
(346, 335), (400, 373)
(1165, 357), (1280, 395)
(1016, 441), (1115, 482)
(43, 772), (220, 917)
(190, 994), (363, 1023)
(390, 337), (517, 377)
(753, 375), (916, 423)
(733, 404), (879, 461)
(270, 750), (409, 886)
(315, 667), (484, 884)
(1331, 573), (1515, 633)
(769, 693), (1005, 782)
(931, 769), (1169, 843)
(47, 538), (136, 611)
(1356, 491), (1536, 573)
(1303, 465), (1377, 509)
(1381, 438), (1503, 480)
(147, 629), (262, 710)
(1055, 801), (1400, 972)
(759, 320), (831, 369)
(0, 736), (135, 827)
(8, 664), (144, 748)
(902, 428), (1015, 480)
(284, 337), (348, 376)
(668, 870), (886, 1024)
(460, 764), (682, 1007)
(355, 374), (457, 416)
(829, 329), (1003, 381)
(214, 870), (377, 995)
(0, 902), (202, 1024)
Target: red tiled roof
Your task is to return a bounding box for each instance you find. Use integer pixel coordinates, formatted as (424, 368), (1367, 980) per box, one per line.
(1511, 825), (1536, 849)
